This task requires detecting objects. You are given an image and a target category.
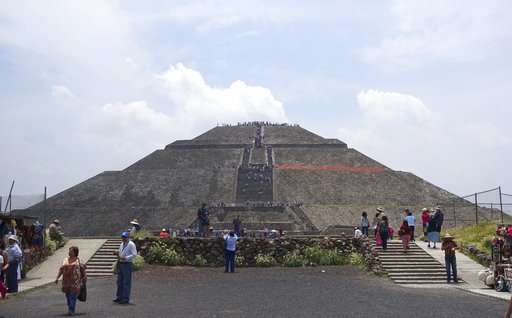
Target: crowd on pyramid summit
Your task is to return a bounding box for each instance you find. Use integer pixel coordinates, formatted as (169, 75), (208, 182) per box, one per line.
(219, 121), (301, 127)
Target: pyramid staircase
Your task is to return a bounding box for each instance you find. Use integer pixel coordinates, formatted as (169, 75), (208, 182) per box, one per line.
(374, 240), (450, 284)
(86, 239), (121, 277)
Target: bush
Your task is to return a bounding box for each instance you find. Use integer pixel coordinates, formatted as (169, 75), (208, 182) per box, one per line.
(255, 254), (274, 267)
(349, 252), (367, 270)
(191, 254), (208, 267)
(282, 251), (305, 267)
(132, 255), (145, 271)
(145, 241), (185, 266)
(235, 255), (246, 267)
(302, 246), (348, 266)
(131, 229), (154, 240)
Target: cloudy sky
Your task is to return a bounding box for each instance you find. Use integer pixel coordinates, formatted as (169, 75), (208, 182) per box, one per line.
(1, 1), (511, 203)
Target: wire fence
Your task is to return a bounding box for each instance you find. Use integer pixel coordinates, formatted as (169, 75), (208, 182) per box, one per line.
(1, 193), (45, 214)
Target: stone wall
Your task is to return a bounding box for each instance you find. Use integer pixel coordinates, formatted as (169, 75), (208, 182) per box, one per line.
(135, 236), (383, 273)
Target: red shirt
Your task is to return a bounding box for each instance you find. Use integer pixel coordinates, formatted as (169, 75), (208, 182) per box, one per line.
(421, 212), (430, 224)
(159, 232), (170, 238)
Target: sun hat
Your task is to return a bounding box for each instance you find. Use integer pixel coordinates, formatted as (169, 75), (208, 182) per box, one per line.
(53, 219), (60, 224)
(376, 207), (384, 212)
(8, 235), (18, 242)
(130, 219), (139, 225)
(443, 233), (455, 240)
(422, 208), (428, 211)
(121, 231), (130, 238)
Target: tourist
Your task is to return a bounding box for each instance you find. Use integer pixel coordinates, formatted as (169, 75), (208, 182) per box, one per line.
(427, 211), (440, 248)
(223, 231), (238, 273)
(405, 209), (416, 242)
(398, 220), (412, 253)
(373, 208), (384, 246)
(421, 208), (430, 241)
(113, 232), (138, 305)
(55, 246), (86, 316)
(360, 212), (369, 236)
(433, 206), (444, 234)
(441, 233), (458, 283)
(233, 216), (242, 237)
(379, 216), (390, 250)
(159, 228), (170, 239)
(0, 242), (7, 299)
(32, 220), (44, 251)
(6, 235), (22, 293)
(129, 219), (141, 235)
(197, 203), (209, 237)
(354, 227), (363, 239)
(49, 219), (65, 248)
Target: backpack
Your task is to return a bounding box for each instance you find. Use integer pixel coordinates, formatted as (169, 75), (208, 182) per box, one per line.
(379, 223), (389, 236)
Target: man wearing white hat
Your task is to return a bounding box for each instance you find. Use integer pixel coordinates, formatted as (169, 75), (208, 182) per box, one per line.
(6, 235), (22, 293)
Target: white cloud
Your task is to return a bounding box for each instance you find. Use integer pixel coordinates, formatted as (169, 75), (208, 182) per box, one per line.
(361, 0), (512, 68)
(339, 90), (512, 195)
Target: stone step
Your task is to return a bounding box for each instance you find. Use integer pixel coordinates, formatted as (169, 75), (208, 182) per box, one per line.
(87, 264), (114, 269)
(86, 268), (114, 273)
(386, 268), (447, 273)
(382, 264), (445, 269)
(380, 259), (440, 263)
(389, 272), (447, 277)
(392, 279), (448, 284)
(87, 272), (113, 277)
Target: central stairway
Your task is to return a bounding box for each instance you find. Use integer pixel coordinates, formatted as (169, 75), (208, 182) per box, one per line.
(375, 240), (449, 284)
(86, 239), (122, 277)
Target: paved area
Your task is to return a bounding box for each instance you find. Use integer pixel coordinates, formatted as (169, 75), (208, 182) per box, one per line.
(1, 265), (507, 318)
(416, 240), (511, 300)
(19, 239), (106, 292)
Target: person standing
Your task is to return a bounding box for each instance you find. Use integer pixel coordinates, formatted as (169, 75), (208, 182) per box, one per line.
(55, 246), (86, 316)
(49, 219), (65, 248)
(398, 220), (412, 253)
(441, 233), (458, 283)
(354, 227), (363, 239)
(405, 209), (416, 242)
(421, 208), (430, 241)
(197, 203), (209, 237)
(5, 235), (21, 293)
(427, 210), (439, 248)
(433, 207), (444, 233)
(379, 216), (390, 250)
(114, 232), (138, 305)
(0, 242), (7, 299)
(360, 212), (370, 237)
(223, 231), (238, 273)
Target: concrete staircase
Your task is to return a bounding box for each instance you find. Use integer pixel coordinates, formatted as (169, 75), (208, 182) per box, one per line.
(86, 239), (121, 277)
(374, 240), (448, 284)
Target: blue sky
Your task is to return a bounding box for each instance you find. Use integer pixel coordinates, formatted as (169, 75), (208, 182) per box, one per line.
(1, 1), (511, 203)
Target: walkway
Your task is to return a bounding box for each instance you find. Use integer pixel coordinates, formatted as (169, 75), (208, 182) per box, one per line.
(416, 240), (510, 300)
(19, 238), (106, 292)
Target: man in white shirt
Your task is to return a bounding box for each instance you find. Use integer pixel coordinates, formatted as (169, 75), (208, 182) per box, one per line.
(223, 231), (238, 273)
(114, 232), (137, 305)
(354, 227), (363, 239)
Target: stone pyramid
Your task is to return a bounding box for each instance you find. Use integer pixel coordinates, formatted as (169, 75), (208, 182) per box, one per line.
(25, 123), (477, 236)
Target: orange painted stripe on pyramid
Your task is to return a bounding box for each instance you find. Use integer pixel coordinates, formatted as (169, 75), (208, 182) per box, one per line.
(273, 163), (386, 173)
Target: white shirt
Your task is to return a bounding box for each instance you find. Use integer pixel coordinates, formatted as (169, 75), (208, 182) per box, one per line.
(223, 234), (238, 251)
(118, 240), (137, 263)
(405, 215), (416, 227)
(354, 229), (363, 238)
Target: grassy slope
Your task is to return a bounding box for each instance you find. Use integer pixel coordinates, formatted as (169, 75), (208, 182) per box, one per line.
(444, 222), (497, 256)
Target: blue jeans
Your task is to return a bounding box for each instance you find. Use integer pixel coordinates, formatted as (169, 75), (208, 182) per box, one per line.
(66, 292), (77, 313)
(445, 255), (458, 282)
(361, 226), (369, 236)
(116, 262), (133, 302)
(224, 250), (235, 273)
(6, 261), (18, 293)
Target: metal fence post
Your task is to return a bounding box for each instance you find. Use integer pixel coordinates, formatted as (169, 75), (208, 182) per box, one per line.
(499, 186), (504, 223)
(475, 193), (478, 225)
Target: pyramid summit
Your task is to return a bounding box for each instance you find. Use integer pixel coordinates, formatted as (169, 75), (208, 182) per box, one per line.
(26, 122), (470, 236)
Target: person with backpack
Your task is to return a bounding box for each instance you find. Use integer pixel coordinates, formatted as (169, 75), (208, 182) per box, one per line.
(379, 216), (390, 250)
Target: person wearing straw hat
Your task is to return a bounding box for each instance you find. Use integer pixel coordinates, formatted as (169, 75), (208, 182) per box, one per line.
(6, 235), (22, 293)
(441, 233), (458, 283)
(129, 219), (141, 235)
(49, 219), (65, 248)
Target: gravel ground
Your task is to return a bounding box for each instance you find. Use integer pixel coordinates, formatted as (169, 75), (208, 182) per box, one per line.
(0, 265), (507, 318)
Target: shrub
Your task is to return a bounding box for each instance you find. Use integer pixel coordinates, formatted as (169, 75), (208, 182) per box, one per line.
(349, 252), (367, 270)
(191, 254), (208, 267)
(302, 246), (348, 266)
(132, 255), (145, 271)
(131, 229), (154, 240)
(255, 254), (274, 267)
(235, 255), (246, 267)
(282, 251), (305, 267)
(145, 241), (185, 266)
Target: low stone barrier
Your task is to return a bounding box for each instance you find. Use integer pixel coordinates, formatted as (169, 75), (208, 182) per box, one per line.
(135, 235), (383, 273)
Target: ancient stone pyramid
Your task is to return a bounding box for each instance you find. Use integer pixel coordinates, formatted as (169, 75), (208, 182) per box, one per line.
(26, 123), (471, 236)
